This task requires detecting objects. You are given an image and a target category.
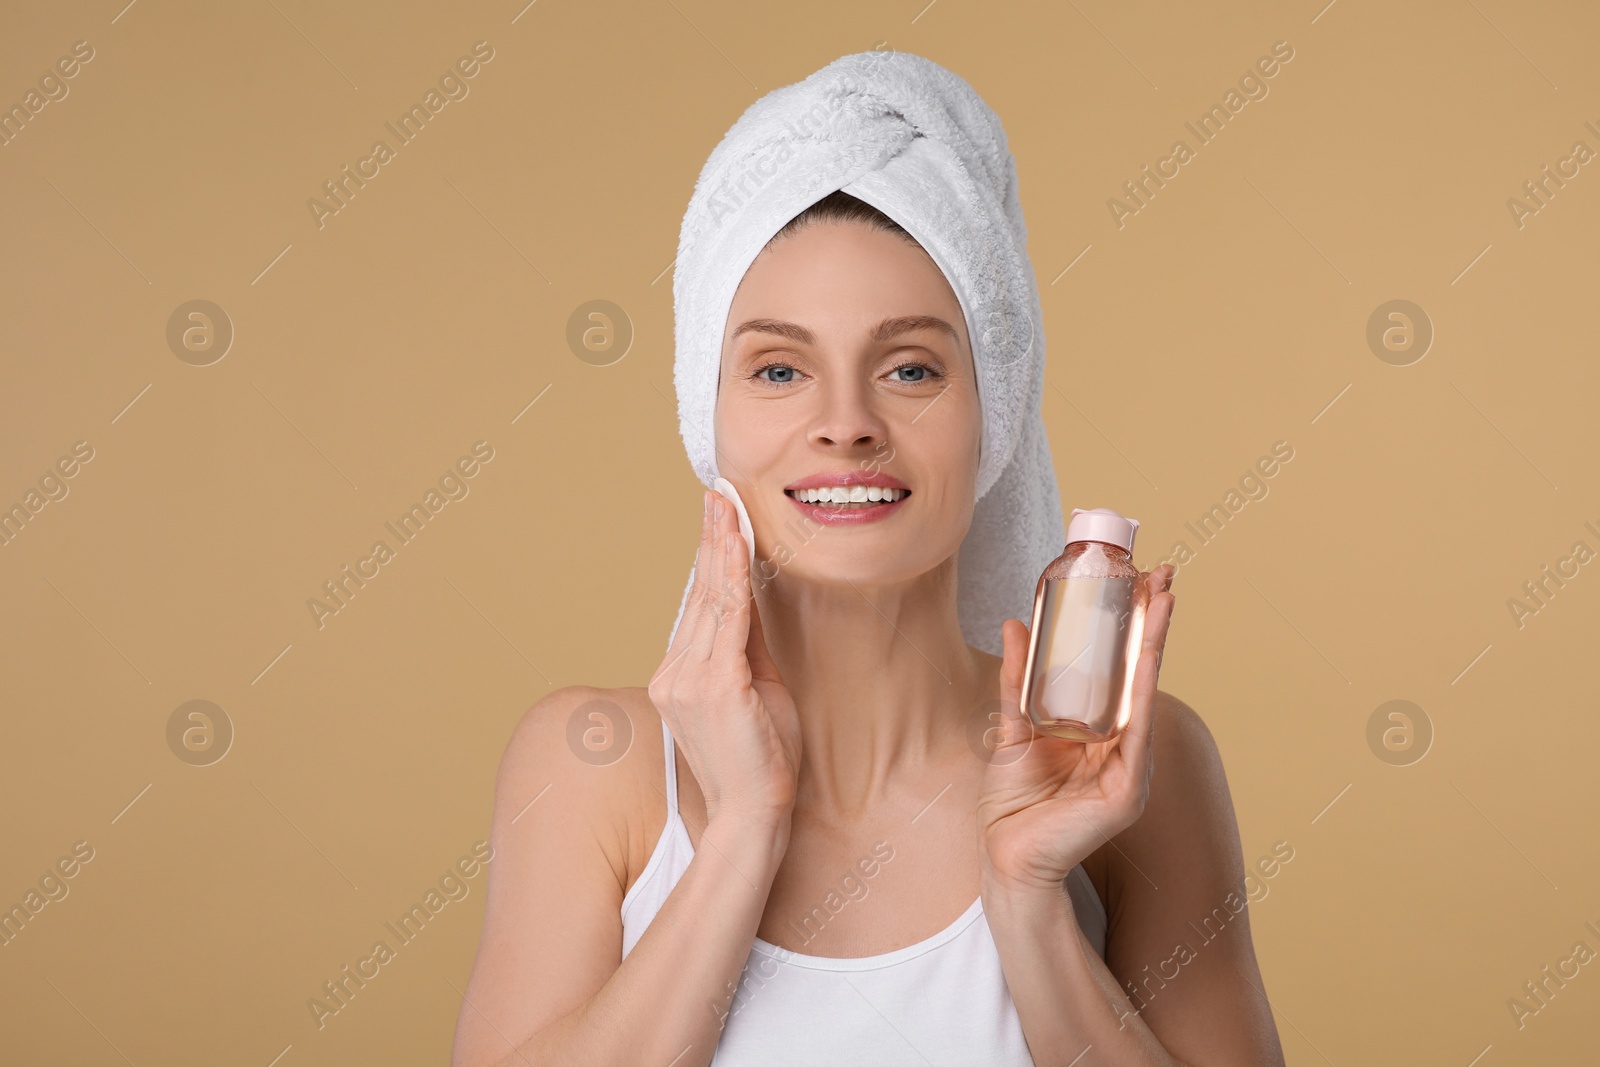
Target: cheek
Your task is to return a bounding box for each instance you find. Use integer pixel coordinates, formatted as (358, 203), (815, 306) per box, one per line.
(897, 412), (979, 518)
(716, 399), (798, 466)
(913, 394), (982, 471)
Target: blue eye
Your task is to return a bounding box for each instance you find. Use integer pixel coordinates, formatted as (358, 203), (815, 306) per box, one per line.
(888, 361), (943, 383)
(748, 360), (943, 386)
(754, 363), (798, 383)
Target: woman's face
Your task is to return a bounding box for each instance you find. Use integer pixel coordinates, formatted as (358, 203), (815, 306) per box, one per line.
(714, 217), (982, 589)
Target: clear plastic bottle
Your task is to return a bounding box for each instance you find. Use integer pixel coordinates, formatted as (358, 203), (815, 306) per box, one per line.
(1018, 508), (1148, 743)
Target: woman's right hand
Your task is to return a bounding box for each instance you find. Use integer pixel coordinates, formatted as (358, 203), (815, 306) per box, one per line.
(648, 488), (802, 829)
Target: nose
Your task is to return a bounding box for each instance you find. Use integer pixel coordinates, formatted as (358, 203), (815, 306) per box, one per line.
(808, 377), (891, 457)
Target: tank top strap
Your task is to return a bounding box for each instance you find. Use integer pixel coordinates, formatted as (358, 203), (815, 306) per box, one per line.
(660, 718), (680, 822)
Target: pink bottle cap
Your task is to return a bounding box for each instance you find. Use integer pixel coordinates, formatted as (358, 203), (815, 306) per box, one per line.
(1066, 507), (1139, 553)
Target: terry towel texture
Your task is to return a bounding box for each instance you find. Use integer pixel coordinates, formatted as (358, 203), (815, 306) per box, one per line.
(668, 49), (1064, 657)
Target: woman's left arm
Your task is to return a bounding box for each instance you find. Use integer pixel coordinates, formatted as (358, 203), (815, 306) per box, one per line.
(977, 569), (1286, 1066)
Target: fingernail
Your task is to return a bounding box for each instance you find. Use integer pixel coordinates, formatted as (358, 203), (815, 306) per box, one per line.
(704, 490), (711, 517)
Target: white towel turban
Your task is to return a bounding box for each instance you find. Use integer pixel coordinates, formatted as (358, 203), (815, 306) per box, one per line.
(667, 49), (1064, 658)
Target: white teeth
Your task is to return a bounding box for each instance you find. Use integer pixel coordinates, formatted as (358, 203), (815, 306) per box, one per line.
(791, 486), (907, 504)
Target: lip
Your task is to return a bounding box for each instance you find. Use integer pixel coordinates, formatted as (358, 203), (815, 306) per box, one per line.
(783, 470), (912, 527)
(784, 470), (909, 492)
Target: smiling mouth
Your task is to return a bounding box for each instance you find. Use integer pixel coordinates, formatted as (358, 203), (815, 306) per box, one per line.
(783, 487), (911, 509)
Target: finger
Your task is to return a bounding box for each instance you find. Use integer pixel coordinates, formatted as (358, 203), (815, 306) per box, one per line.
(994, 619), (1036, 752)
(745, 590), (782, 684)
(683, 489), (729, 666)
(1109, 649), (1157, 781)
(1143, 577), (1176, 671)
(730, 525), (783, 686)
(1113, 581), (1175, 773)
(709, 496), (756, 674)
(1160, 565), (1174, 594)
(660, 490), (719, 677)
(1148, 564), (1174, 597)
(998, 617), (1027, 717)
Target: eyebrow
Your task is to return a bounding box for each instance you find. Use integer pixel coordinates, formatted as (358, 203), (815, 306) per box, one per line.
(729, 315), (959, 347)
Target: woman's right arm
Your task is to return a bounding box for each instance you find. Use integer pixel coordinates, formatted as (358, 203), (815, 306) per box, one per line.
(452, 490), (802, 1066)
(449, 685), (790, 1067)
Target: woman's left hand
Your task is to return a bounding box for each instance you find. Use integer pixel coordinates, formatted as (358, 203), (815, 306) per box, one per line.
(976, 565), (1177, 899)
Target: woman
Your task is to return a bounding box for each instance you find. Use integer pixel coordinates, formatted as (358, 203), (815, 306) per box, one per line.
(454, 52), (1284, 1067)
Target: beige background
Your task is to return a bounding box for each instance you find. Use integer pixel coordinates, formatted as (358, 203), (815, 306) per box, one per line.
(3, 0), (1597, 1063)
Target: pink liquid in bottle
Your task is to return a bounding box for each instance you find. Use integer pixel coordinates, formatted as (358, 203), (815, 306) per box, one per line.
(1019, 508), (1148, 743)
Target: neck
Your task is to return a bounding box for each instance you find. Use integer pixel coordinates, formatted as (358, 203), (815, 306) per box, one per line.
(752, 557), (998, 821)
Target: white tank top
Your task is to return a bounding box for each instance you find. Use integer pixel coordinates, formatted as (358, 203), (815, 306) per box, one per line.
(621, 719), (1109, 1064)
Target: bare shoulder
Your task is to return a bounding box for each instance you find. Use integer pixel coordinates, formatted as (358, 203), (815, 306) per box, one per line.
(1082, 691), (1229, 914)
(501, 684), (660, 773)
(453, 686), (671, 1064)
(1090, 691), (1286, 1065)
(497, 684), (669, 897)
(1081, 694), (1216, 902)
(1147, 688), (1223, 792)
(1108, 691), (1230, 865)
